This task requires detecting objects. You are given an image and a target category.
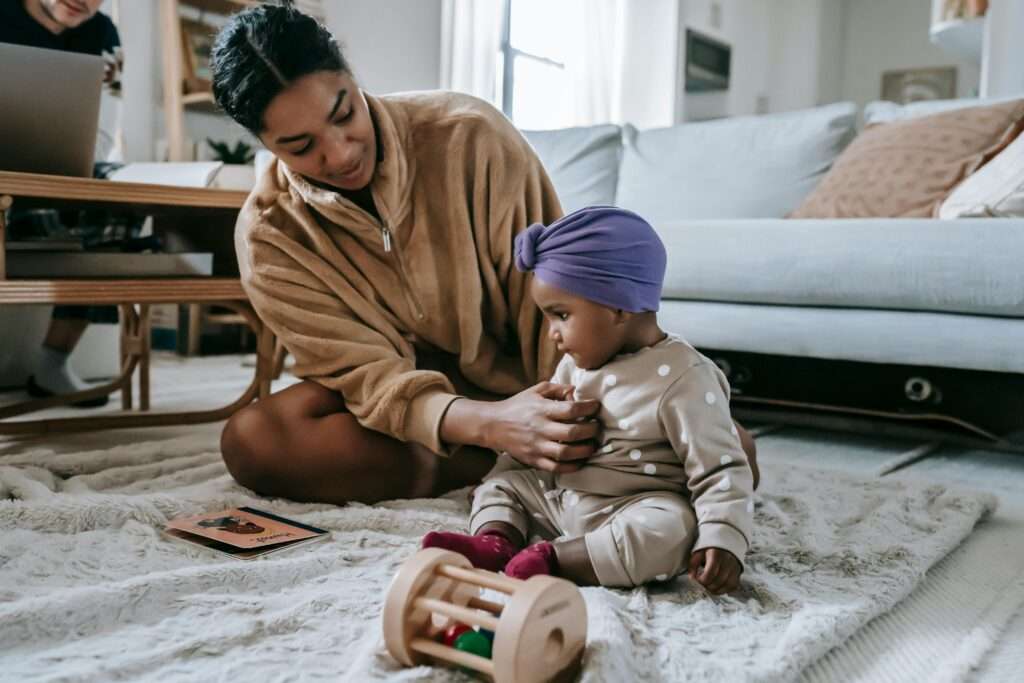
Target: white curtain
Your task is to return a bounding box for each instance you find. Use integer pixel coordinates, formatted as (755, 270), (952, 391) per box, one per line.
(440, 0), (504, 104)
(563, 0), (627, 126)
(440, 0), (654, 129)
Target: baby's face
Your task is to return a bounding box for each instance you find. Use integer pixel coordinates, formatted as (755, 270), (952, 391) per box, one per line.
(531, 277), (627, 370)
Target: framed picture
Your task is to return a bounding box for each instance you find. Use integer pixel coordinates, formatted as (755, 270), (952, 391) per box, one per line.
(880, 67), (957, 104)
(180, 18), (216, 94)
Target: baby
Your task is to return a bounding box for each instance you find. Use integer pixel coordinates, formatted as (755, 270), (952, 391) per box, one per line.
(424, 206), (755, 592)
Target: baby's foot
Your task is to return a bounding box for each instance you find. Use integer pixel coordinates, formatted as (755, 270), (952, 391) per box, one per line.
(421, 530), (518, 572)
(505, 542), (558, 580)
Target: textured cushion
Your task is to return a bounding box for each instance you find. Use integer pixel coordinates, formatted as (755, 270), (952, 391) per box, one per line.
(656, 217), (1024, 317)
(522, 124), (621, 213)
(790, 100), (1024, 218)
(659, 300), (1024, 374)
(863, 95), (1024, 125)
(939, 132), (1024, 218)
(615, 102), (857, 221)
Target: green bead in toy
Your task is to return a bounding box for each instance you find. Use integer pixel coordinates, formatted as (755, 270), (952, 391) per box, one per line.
(454, 629), (492, 659)
(442, 622), (471, 646)
(477, 628), (495, 644)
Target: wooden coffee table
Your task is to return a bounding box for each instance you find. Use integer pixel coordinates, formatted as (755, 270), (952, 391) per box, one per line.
(0, 170), (277, 435)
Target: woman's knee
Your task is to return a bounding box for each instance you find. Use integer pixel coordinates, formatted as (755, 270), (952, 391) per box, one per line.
(220, 404), (283, 493)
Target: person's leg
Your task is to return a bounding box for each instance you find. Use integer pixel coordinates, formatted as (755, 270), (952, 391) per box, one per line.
(576, 494), (697, 587)
(220, 380), (495, 505)
(28, 315), (109, 407)
(424, 470), (563, 571)
(507, 493), (697, 587)
(423, 476), (528, 572)
(43, 316), (90, 351)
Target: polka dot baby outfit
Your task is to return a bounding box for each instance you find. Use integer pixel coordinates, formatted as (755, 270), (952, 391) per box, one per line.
(470, 334), (755, 587)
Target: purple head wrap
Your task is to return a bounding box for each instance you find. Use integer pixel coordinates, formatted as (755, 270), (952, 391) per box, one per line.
(514, 205), (666, 313)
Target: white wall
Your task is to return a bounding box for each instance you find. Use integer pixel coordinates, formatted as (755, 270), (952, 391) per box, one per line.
(676, 0), (842, 123)
(616, 0), (680, 128)
(840, 0), (981, 113)
(815, 0), (845, 105)
(981, 0), (1024, 98)
(113, 0), (442, 162)
(325, 0), (443, 95)
(679, 0), (772, 121)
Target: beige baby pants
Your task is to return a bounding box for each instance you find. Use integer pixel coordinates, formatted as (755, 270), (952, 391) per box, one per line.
(470, 469), (698, 587)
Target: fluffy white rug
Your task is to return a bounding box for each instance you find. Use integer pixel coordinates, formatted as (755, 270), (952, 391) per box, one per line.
(0, 433), (995, 682)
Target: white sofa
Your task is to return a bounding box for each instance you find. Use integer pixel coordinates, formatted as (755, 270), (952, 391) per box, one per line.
(523, 99), (1024, 440)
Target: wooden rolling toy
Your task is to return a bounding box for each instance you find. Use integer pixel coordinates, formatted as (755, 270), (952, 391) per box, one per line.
(383, 548), (587, 682)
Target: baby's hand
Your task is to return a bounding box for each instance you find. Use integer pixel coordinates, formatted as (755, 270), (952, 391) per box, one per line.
(688, 547), (742, 595)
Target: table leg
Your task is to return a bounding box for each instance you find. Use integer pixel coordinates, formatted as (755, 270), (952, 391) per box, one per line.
(257, 321), (275, 399)
(139, 304), (151, 411)
(119, 304), (137, 410)
(0, 194), (11, 280)
(187, 303), (202, 355)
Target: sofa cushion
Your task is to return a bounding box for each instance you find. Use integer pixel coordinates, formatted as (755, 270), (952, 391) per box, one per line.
(940, 131), (1024, 218)
(656, 217), (1024, 318)
(522, 124), (621, 213)
(659, 300), (1024, 374)
(790, 99), (1024, 218)
(614, 102), (857, 222)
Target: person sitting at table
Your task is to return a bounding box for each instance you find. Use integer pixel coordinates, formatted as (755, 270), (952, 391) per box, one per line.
(1, 0), (125, 407)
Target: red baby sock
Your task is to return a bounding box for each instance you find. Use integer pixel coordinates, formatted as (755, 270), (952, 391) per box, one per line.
(505, 542), (558, 580)
(421, 530), (518, 572)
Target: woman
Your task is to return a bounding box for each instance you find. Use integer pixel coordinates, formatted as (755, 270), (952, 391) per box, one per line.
(212, 2), (757, 505)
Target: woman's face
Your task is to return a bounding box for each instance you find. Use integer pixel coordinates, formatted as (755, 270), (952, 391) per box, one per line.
(531, 277), (628, 371)
(260, 70), (377, 192)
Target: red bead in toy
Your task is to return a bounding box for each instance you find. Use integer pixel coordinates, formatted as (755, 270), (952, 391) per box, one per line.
(442, 622), (472, 647)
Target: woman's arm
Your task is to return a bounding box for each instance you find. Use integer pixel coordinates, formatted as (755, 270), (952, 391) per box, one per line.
(440, 382), (601, 472)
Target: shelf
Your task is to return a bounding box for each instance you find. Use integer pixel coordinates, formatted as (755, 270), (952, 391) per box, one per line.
(0, 170), (246, 212)
(182, 91), (220, 113)
(930, 17), (985, 63)
(178, 0), (255, 14)
(178, 0), (323, 19)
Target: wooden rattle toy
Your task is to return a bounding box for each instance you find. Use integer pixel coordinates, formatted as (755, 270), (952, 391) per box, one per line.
(383, 548), (587, 682)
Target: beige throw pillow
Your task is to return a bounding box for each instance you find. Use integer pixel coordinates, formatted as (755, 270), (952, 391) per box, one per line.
(939, 131), (1024, 217)
(789, 99), (1024, 218)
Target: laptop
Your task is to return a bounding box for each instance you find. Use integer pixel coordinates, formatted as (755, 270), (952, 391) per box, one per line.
(0, 42), (103, 177)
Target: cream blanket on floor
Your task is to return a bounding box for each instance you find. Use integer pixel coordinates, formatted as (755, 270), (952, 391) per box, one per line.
(0, 434), (994, 682)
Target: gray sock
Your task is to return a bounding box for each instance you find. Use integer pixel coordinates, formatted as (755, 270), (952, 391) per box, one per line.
(34, 346), (90, 394)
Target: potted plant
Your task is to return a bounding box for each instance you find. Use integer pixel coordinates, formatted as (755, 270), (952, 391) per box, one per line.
(206, 138), (257, 190)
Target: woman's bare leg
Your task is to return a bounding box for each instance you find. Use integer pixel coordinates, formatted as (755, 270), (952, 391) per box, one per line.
(220, 381), (495, 505)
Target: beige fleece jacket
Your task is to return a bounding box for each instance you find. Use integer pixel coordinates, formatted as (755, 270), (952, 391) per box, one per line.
(234, 91), (562, 455)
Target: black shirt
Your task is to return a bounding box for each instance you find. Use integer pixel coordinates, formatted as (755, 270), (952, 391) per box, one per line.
(0, 0), (122, 91)
(0, 0), (120, 55)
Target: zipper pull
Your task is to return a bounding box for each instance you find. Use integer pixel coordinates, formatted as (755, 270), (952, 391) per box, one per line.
(381, 225), (392, 253)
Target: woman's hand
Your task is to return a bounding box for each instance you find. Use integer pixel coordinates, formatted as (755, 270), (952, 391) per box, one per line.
(463, 381), (601, 472)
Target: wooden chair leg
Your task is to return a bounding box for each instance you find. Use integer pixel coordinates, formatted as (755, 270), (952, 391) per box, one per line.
(119, 304), (136, 411)
(187, 303), (202, 356)
(272, 337), (287, 380)
(139, 304), (151, 412)
(0, 195), (10, 280)
(256, 323), (275, 399)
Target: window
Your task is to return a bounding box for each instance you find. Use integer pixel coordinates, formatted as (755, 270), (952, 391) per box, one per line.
(498, 0), (579, 129)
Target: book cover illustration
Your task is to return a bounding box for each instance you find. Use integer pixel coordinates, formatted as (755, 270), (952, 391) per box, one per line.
(163, 506), (329, 559)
